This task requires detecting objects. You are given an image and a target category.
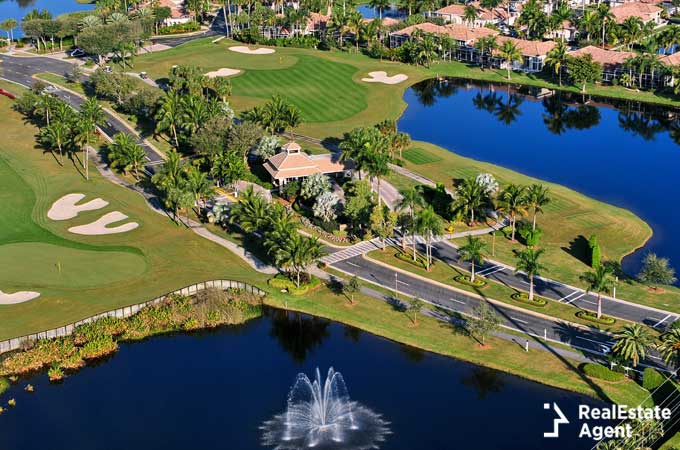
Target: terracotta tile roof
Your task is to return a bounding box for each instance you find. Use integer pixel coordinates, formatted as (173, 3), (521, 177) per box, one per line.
(661, 52), (680, 66)
(568, 45), (636, 67)
(610, 2), (662, 23)
(362, 17), (401, 27)
(263, 151), (350, 180)
(436, 4), (467, 15)
(158, 0), (188, 19)
(495, 36), (556, 56)
(436, 2), (509, 21)
(391, 22), (498, 42)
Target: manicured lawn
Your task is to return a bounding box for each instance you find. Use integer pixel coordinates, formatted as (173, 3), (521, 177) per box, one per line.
(266, 285), (650, 407)
(402, 147), (442, 165)
(0, 96), (268, 340)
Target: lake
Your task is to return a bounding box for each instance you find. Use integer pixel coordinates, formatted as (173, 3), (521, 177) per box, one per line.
(0, 309), (606, 450)
(398, 78), (680, 278)
(0, 0), (94, 37)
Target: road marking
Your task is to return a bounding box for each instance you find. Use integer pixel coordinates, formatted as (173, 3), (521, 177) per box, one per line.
(510, 317), (529, 324)
(476, 265), (499, 275)
(652, 315), (673, 329)
(575, 336), (614, 346)
(483, 267), (505, 277)
(345, 261), (361, 268)
(559, 291), (580, 302)
(650, 355), (663, 361)
(580, 300), (597, 306)
(450, 298), (465, 305)
(397, 280), (409, 286)
(565, 293), (586, 305)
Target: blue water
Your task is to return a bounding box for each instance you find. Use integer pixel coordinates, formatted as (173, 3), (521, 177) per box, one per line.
(0, 309), (607, 450)
(0, 0), (94, 37)
(398, 79), (680, 279)
(357, 3), (405, 19)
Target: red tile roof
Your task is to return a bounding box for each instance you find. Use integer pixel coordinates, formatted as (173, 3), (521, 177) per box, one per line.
(495, 36), (556, 56)
(391, 22), (498, 42)
(610, 2), (662, 23)
(568, 45), (636, 67)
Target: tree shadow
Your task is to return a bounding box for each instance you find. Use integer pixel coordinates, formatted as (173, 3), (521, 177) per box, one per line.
(561, 235), (590, 266)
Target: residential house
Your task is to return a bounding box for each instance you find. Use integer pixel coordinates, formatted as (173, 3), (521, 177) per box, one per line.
(568, 45), (636, 82)
(610, 2), (664, 25)
(495, 36), (556, 72)
(426, 2), (513, 28)
(263, 142), (353, 186)
(158, 0), (194, 25)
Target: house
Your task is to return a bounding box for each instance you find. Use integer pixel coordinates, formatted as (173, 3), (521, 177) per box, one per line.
(426, 2), (512, 28)
(610, 2), (664, 25)
(389, 22), (499, 49)
(568, 45), (636, 82)
(158, 0), (194, 25)
(546, 20), (578, 42)
(263, 142), (352, 186)
(495, 36), (556, 72)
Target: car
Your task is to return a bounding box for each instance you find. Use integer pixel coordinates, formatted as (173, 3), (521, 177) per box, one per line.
(599, 344), (611, 355)
(70, 48), (85, 58)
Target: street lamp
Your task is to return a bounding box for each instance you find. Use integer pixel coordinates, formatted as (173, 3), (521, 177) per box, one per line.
(394, 272), (398, 299)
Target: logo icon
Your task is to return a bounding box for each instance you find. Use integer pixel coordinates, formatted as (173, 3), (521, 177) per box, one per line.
(544, 402), (569, 438)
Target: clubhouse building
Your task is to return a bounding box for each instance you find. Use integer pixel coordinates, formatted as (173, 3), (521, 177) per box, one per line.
(263, 142), (352, 186)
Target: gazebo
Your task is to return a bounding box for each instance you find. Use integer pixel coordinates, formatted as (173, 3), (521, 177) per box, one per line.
(262, 142), (352, 186)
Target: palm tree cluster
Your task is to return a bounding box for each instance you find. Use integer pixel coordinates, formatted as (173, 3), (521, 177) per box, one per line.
(396, 188), (443, 270)
(340, 125), (392, 205)
(229, 187), (324, 287)
(14, 90), (105, 179)
(108, 132), (147, 179)
(242, 95), (302, 135)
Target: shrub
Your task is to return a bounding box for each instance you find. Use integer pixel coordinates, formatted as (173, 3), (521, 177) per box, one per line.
(582, 363), (625, 382)
(73, 316), (126, 345)
(589, 235), (601, 268)
(511, 292), (547, 307)
(80, 335), (118, 360)
(158, 21), (200, 35)
(0, 378), (8, 395)
(575, 310), (616, 325)
(268, 274), (321, 295)
(48, 365), (65, 382)
(395, 251), (430, 270)
(643, 367), (666, 391)
(454, 274), (487, 288)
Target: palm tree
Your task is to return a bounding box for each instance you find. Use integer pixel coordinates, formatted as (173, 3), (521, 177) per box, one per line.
(657, 328), (680, 368)
(347, 12), (364, 52)
(35, 94), (55, 126)
(79, 15), (103, 30)
(185, 165), (215, 208)
(78, 98), (105, 180)
(454, 177), (489, 225)
(181, 95), (210, 136)
(621, 16), (643, 51)
(364, 141), (391, 206)
(110, 132), (146, 179)
(596, 4), (614, 49)
(580, 264), (616, 319)
(417, 33), (438, 68)
(545, 40), (568, 86)
(498, 184), (528, 241)
(463, 5), (478, 28)
(527, 184), (551, 231)
(580, 9), (598, 43)
(0, 18), (18, 47)
(156, 91), (183, 148)
(274, 234), (324, 288)
(283, 105), (302, 135)
(611, 324), (652, 367)
(41, 121), (70, 165)
(369, 0), (390, 20)
(229, 186), (269, 233)
(474, 35), (497, 70)
(498, 40), (523, 80)
(416, 206), (443, 271)
(396, 188), (425, 259)
(458, 236), (487, 283)
(515, 248), (545, 301)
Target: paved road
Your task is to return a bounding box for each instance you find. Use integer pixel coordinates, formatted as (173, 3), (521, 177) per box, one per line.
(330, 254), (669, 371)
(0, 54), (164, 166)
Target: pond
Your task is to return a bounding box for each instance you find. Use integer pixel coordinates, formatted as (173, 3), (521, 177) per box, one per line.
(357, 3), (406, 20)
(0, 0), (94, 37)
(0, 308), (606, 450)
(398, 78), (680, 278)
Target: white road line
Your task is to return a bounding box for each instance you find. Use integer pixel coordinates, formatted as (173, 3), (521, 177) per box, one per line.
(580, 300), (597, 306)
(450, 298), (465, 305)
(575, 336), (614, 346)
(345, 261), (361, 268)
(559, 291), (580, 302)
(483, 267), (505, 277)
(397, 280), (409, 286)
(652, 315), (673, 328)
(565, 293), (586, 305)
(650, 355), (663, 361)
(510, 317), (529, 325)
(477, 265), (499, 275)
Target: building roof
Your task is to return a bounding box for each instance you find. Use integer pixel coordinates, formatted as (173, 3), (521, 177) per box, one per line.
(362, 17), (401, 27)
(610, 2), (662, 23)
(568, 45), (636, 67)
(436, 4), (467, 15)
(661, 51), (680, 66)
(495, 36), (556, 56)
(263, 145), (350, 180)
(157, 0), (190, 19)
(391, 22), (498, 43)
(435, 2), (509, 21)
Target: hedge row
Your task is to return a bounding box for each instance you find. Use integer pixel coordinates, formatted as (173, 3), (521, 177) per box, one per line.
(582, 363), (625, 382)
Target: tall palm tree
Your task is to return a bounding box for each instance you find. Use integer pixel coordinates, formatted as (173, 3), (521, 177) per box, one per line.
(110, 132), (147, 179)
(155, 90), (183, 148)
(454, 177), (489, 225)
(229, 186), (269, 233)
(416, 206), (443, 271)
(185, 165), (215, 208)
(78, 97), (105, 180)
(514, 248), (545, 301)
(463, 5), (478, 28)
(498, 184), (528, 241)
(369, 0), (390, 20)
(498, 40), (523, 80)
(545, 40), (568, 86)
(657, 328), (680, 368)
(458, 236), (487, 283)
(364, 141), (391, 206)
(596, 4), (614, 49)
(347, 12), (364, 52)
(417, 33), (438, 68)
(41, 121), (70, 165)
(181, 95), (210, 136)
(527, 184), (551, 231)
(0, 18), (18, 46)
(580, 264), (616, 319)
(396, 188), (425, 258)
(611, 324), (652, 367)
(474, 35), (497, 70)
(35, 94), (55, 126)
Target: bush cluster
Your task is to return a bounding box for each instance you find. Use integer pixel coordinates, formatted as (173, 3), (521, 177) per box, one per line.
(582, 363), (625, 382)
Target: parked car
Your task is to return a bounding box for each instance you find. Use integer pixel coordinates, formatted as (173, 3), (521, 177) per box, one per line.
(70, 48), (85, 58)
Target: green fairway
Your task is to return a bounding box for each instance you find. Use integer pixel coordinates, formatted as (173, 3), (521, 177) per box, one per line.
(231, 55), (368, 122)
(402, 147), (443, 165)
(0, 95), (268, 339)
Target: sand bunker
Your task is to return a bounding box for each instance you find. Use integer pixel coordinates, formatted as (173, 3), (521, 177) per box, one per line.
(228, 45), (275, 55)
(361, 71), (409, 85)
(48, 193), (108, 221)
(205, 68), (241, 78)
(0, 289), (40, 305)
(68, 211), (139, 235)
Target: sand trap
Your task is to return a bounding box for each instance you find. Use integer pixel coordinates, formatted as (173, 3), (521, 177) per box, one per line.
(48, 193), (109, 221)
(0, 289), (40, 305)
(205, 68), (241, 78)
(228, 45), (275, 55)
(361, 71), (409, 85)
(68, 211), (139, 235)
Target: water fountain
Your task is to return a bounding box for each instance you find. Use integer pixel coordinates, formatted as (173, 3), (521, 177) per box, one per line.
(261, 367), (390, 450)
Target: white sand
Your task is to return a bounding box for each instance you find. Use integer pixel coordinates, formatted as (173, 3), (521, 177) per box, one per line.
(48, 193), (108, 221)
(361, 71), (409, 85)
(68, 211), (139, 235)
(228, 45), (275, 55)
(0, 289), (40, 305)
(205, 68), (241, 78)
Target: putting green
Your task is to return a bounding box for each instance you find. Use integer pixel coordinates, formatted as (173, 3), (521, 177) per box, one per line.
(0, 242), (147, 289)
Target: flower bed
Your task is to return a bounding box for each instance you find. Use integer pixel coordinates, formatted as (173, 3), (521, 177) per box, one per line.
(299, 215), (352, 244)
(575, 310), (616, 325)
(511, 292), (547, 307)
(394, 251), (430, 270)
(454, 275), (487, 288)
(268, 274), (321, 296)
(158, 22), (201, 35)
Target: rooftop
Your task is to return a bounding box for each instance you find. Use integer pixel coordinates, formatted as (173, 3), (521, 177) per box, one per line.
(610, 2), (662, 23)
(568, 45), (636, 67)
(391, 22), (499, 42)
(263, 143), (351, 180)
(495, 36), (556, 56)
